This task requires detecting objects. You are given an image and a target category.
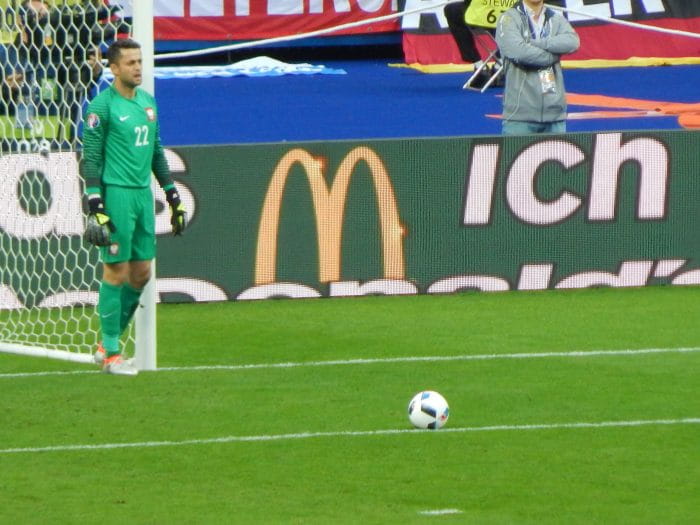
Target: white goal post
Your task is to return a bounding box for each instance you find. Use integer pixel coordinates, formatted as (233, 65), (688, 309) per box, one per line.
(133, 0), (156, 371)
(0, 0), (156, 369)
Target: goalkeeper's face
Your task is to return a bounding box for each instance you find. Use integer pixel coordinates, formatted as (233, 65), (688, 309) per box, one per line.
(111, 48), (143, 89)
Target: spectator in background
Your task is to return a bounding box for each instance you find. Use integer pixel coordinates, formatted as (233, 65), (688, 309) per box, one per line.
(496, 0), (579, 134)
(0, 44), (15, 115)
(104, 0), (132, 40)
(83, 45), (104, 99)
(2, 0), (109, 147)
(0, 55), (28, 151)
(15, 0), (55, 70)
(6, 0), (60, 131)
(109, 0), (132, 19)
(1, 12), (40, 130)
(0, 64), (25, 117)
(0, 0), (116, 151)
(81, 0), (131, 48)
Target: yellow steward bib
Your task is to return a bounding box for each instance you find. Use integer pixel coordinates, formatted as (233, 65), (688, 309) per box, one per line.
(465, 0), (518, 28)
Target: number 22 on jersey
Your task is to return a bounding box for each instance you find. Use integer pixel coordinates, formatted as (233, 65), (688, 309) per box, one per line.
(134, 125), (149, 146)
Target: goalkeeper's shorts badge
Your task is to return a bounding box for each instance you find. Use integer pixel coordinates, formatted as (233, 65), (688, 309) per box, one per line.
(109, 243), (119, 256)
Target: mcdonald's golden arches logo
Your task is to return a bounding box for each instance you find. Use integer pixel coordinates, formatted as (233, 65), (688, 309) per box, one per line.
(255, 146), (405, 285)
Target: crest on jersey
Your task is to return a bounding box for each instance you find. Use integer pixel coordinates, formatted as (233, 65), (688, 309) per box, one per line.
(145, 107), (156, 121)
(87, 113), (100, 129)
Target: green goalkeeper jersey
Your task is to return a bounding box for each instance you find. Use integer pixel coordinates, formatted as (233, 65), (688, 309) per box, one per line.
(81, 85), (173, 193)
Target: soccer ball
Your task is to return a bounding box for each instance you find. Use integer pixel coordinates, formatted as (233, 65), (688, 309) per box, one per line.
(407, 390), (449, 429)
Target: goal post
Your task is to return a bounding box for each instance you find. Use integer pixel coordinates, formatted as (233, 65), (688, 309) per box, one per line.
(133, 0), (157, 371)
(0, 0), (156, 369)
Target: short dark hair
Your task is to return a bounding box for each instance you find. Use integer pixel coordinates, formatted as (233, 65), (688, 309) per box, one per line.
(107, 39), (141, 66)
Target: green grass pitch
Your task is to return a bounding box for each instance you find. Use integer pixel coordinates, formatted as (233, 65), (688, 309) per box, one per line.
(1, 286), (699, 523)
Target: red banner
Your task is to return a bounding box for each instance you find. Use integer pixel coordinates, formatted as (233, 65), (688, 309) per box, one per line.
(570, 17), (700, 60)
(151, 1), (700, 62)
(400, 0), (700, 64)
(402, 17), (700, 64)
(153, 0), (400, 41)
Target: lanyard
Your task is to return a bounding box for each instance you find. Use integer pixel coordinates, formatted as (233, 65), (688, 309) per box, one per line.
(526, 8), (549, 39)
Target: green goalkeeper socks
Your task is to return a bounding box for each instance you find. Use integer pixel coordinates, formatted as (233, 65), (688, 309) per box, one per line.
(120, 283), (143, 335)
(99, 281), (122, 356)
(99, 281), (144, 356)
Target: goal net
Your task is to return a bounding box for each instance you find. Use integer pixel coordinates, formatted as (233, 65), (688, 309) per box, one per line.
(0, 0), (149, 365)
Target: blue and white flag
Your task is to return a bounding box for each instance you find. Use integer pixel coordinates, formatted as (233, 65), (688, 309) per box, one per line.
(105, 56), (346, 80)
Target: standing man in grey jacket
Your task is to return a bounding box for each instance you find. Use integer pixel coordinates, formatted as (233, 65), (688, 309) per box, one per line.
(496, 0), (579, 134)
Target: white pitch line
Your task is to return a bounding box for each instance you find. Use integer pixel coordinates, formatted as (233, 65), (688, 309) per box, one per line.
(418, 508), (463, 516)
(1, 346), (699, 379)
(0, 370), (98, 379)
(1, 418), (698, 455)
(156, 346), (700, 372)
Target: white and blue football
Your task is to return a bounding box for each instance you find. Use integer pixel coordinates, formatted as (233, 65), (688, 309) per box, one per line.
(408, 390), (449, 429)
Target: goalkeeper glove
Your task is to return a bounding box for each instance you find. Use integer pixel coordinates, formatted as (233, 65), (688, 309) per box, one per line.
(84, 196), (115, 247)
(165, 187), (187, 236)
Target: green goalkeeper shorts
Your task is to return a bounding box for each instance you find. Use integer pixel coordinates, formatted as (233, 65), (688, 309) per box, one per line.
(100, 185), (156, 264)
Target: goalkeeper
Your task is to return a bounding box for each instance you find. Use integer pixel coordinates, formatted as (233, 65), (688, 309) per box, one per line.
(80, 38), (186, 376)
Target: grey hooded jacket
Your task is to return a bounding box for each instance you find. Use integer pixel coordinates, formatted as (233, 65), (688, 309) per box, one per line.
(496, 2), (580, 124)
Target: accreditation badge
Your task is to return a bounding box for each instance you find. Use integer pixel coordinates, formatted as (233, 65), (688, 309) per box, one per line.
(538, 67), (557, 94)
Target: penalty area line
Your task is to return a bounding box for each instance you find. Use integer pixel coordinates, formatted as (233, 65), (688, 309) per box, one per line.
(1, 346), (699, 379)
(156, 346), (700, 372)
(1, 418), (698, 455)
